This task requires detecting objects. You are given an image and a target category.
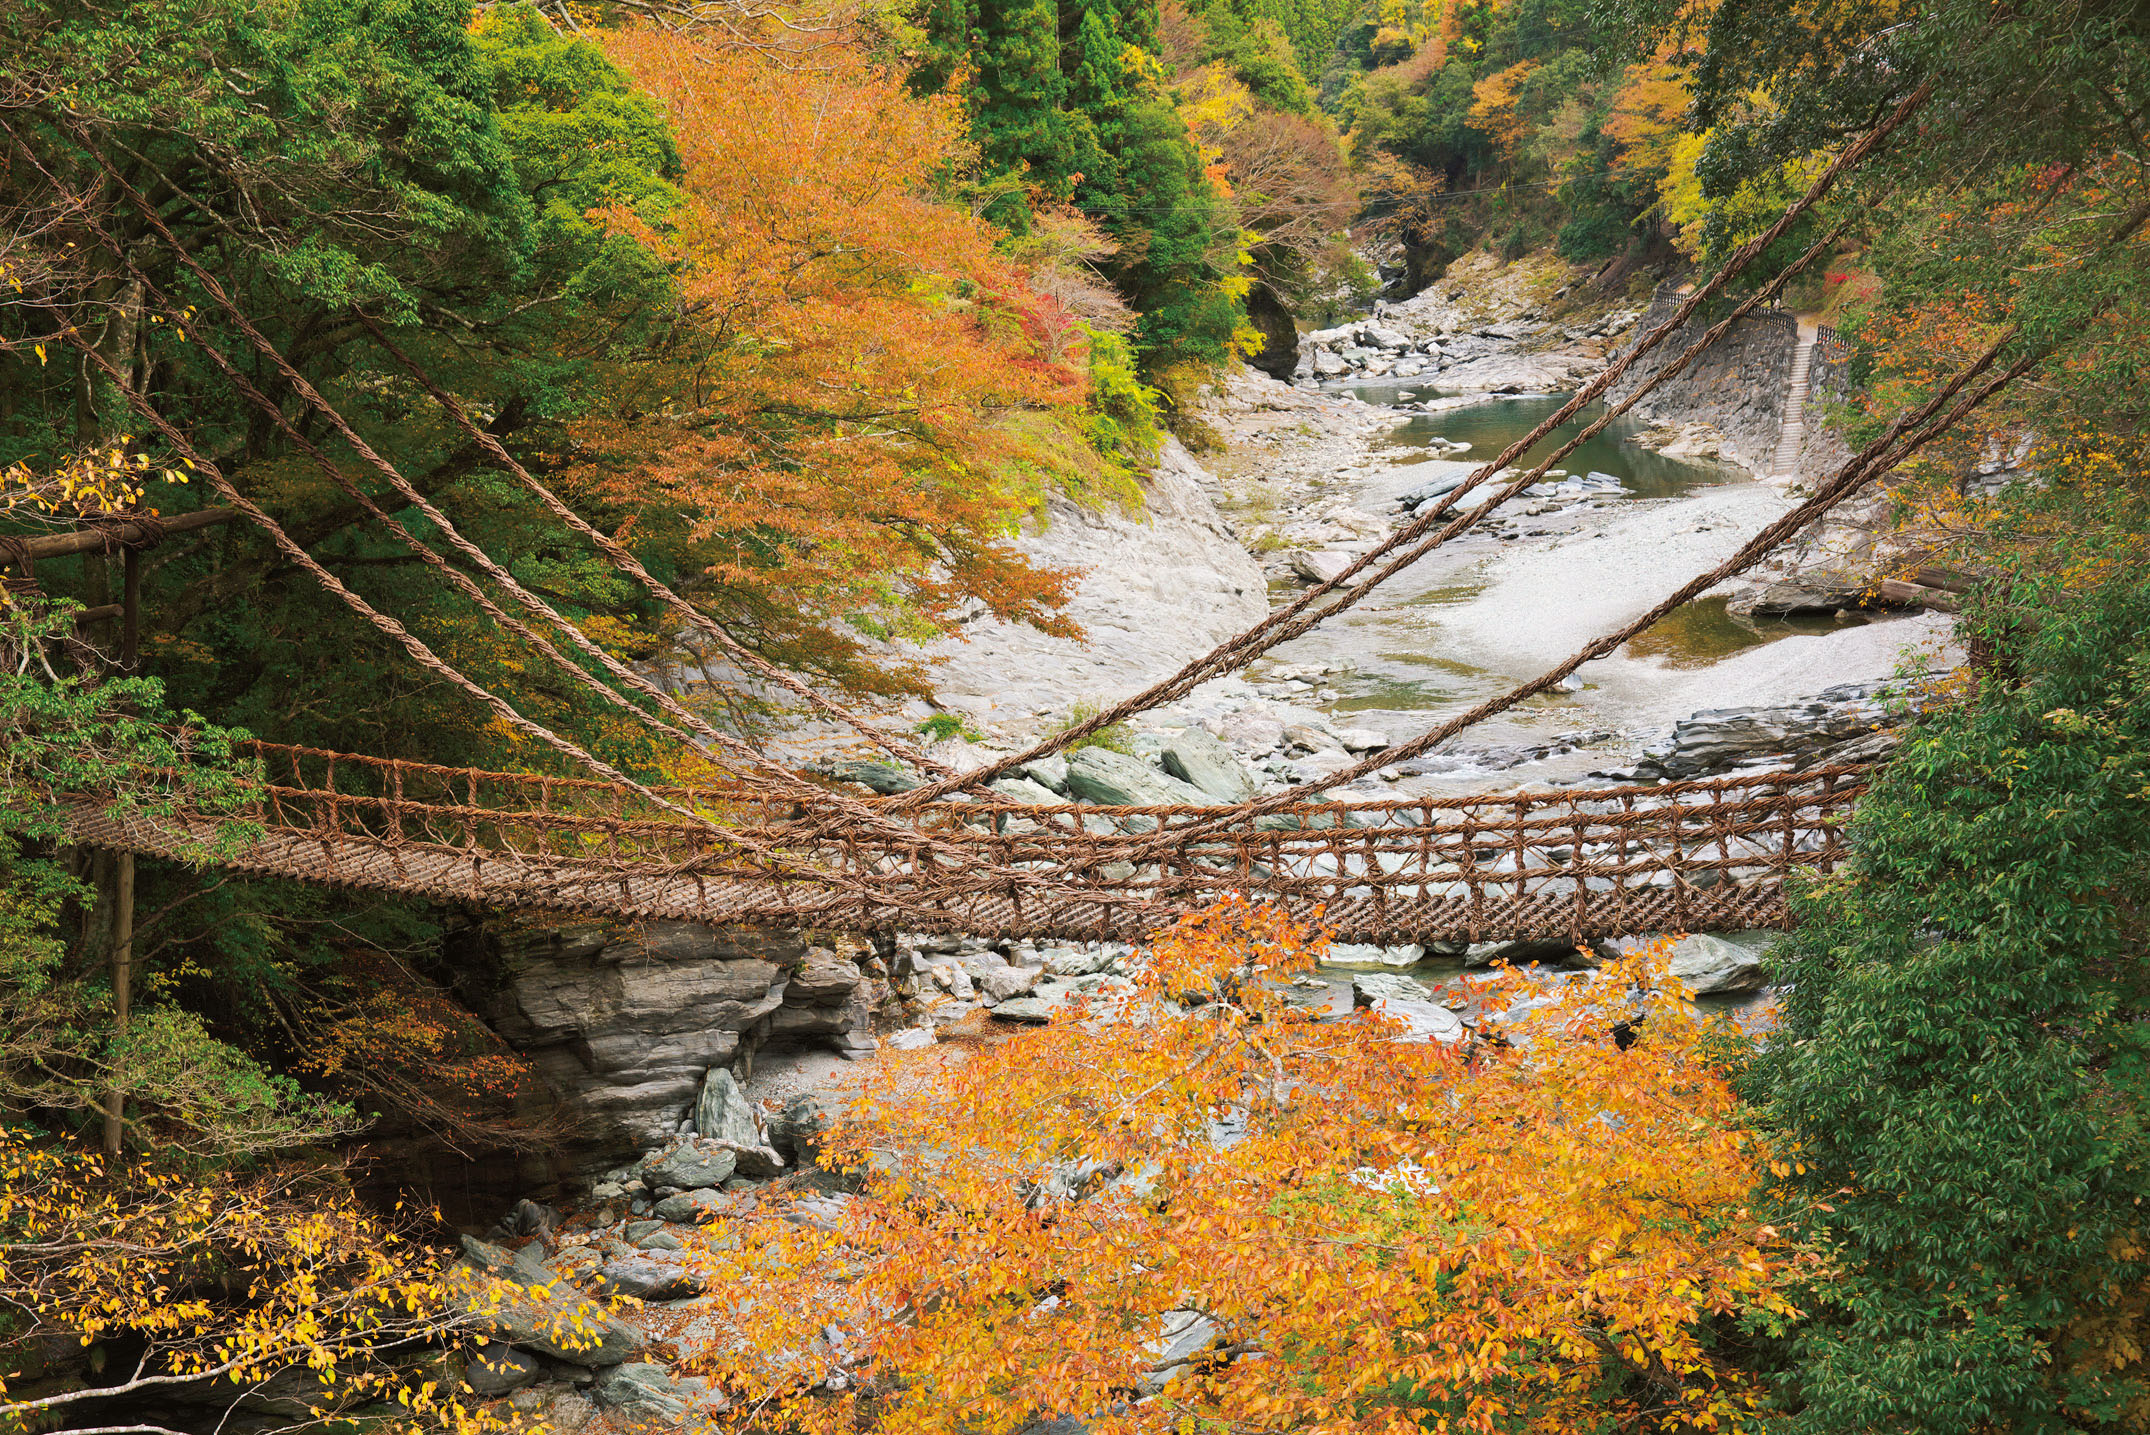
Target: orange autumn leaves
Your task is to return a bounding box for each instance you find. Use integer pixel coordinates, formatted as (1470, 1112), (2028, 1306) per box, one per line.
(694, 903), (1803, 1435)
(580, 32), (1089, 687)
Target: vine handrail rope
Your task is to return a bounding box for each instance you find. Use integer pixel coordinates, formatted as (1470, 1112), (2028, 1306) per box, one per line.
(56, 744), (1868, 942)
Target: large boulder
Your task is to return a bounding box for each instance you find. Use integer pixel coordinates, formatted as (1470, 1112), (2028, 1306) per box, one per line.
(1639, 679), (1923, 778)
(1668, 934), (1773, 993)
(1323, 942), (1425, 970)
(1353, 973), (1434, 1006)
(694, 1066), (761, 1147)
(459, 1235), (553, 1291)
(594, 1363), (705, 1425)
(787, 948), (863, 1005)
(823, 759), (919, 795)
(640, 1139), (736, 1192)
(1464, 938), (1582, 967)
(462, 1344), (542, 1397)
(1594, 932), (1775, 995)
(1366, 998), (1466, 1043)
(596, 1254), (706, 1302)
(1289, 549), (1355, 585)
(768, 1093), (838, 1161)
(453, 1274), (645, 1367)
(1159, 727), (1258, 803)
(990, 776), (1065, 805)
(989, 996), (1060, 1025)
(1063, 747), (1213, 807)
(971, 964), (1037, 1001)
(510, 1387), (596, 1431)
(654, 1188), (734, 1223)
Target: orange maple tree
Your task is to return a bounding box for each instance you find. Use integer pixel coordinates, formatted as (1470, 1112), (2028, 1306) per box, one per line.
(680, 902), (1803, 1433)
(585, 29), (1093, 692)
(1468, 60), (1541, 165)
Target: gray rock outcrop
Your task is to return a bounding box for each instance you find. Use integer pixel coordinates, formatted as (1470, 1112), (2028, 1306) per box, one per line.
(911, 437), (1267, 734)
(451, 921), (886, 1183)
(1063, 747), (1214, 806)
(471, 921), (791, 1162)
(1635, 677), (1925, 778)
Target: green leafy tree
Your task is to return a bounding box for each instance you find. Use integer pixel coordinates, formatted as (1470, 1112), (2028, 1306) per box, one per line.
(0, 597), (332, 1160)
(908, 0), (1244, 369)
(1752, 513), (2150, 1431)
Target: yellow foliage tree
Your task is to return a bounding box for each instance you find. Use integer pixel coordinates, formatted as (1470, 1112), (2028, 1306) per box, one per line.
(0, 1134), (517, 1433)
(583, 28), (1090, 689)
(1604, 60), (1692, 183)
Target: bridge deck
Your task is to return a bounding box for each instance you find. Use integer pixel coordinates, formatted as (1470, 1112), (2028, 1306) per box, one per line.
(59, 747), (1865, 943)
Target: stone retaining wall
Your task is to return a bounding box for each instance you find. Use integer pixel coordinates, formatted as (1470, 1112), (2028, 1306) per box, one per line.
(1608, 281), (1798, 474)
(1794, 327), (1858, 481)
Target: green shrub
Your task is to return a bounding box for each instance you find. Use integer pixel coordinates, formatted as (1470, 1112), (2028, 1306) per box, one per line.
(915, 712), (983, 744)
(1053, 700), (1136, 755)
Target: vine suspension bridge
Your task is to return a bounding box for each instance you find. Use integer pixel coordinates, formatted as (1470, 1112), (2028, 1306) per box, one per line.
(15, 86), (2011, 943)
(56, 744), (1867, 943)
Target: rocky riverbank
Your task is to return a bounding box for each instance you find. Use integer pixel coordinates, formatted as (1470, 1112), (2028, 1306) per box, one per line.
(424, 241), (1961, 1239)
(1292, 250), (1643, 394)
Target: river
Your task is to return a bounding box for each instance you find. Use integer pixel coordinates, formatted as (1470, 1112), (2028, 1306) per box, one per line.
(1239, 382), (1955, 793)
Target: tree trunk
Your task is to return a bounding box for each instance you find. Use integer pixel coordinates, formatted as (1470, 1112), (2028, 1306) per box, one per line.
(101, 549), (142, 1158)
(101, 850), (134, 1157)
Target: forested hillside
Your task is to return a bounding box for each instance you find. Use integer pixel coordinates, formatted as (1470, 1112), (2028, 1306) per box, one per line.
(4, 0), (2150, 1430)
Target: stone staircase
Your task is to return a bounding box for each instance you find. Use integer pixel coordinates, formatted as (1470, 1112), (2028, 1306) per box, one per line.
(1769, 328), (1819, 478)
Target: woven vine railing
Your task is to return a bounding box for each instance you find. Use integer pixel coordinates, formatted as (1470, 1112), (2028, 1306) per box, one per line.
(54, 744), (1867, 943)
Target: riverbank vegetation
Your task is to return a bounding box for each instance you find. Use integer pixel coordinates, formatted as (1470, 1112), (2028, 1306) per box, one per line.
(3, 0), (2150, 1429)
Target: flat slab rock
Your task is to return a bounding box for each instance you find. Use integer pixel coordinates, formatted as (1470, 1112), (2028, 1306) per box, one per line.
(1591, 931), (1778, 994)
(451, 1272), (644, 1367)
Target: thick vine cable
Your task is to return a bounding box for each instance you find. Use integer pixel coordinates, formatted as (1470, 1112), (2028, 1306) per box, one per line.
(894, 80), (1935, 806)
(1115, 337), (2043, 860)
(349, 314), (952, 779)
(59, 329), (1175, 923)
(74, 121), (953, 779)
(56, 328), (742, 838)
(12, 133), (1090, 914)
(36, 129), (1163, 912)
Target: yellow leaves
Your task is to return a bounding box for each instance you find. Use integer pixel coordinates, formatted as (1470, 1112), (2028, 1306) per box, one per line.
(1, 443), (188, 519)
(572, 28), (1086, 675)
(0, 1130), (510, 1433)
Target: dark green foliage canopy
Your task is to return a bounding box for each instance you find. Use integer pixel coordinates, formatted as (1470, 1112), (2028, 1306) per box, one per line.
(1753, 516), (2150, 1430)
(908, 0), (1243, 368)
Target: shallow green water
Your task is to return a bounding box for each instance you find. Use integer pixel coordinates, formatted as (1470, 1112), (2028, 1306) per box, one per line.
(1355, 388), (1736, 500)
(1627, 595), (1871, 669)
